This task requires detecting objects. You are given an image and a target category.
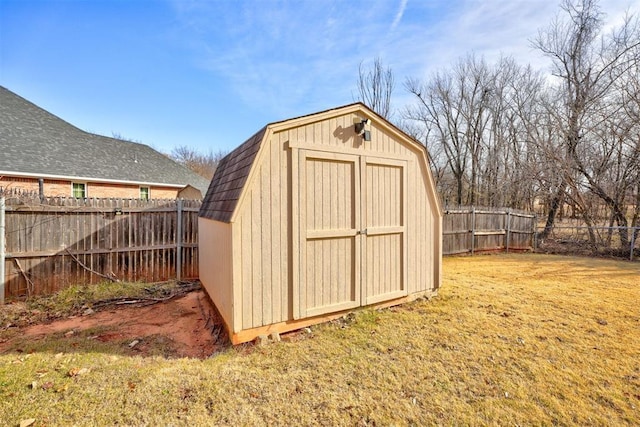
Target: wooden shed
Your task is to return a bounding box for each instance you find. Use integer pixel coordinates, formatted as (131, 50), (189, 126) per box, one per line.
(198, 103), (442, 344)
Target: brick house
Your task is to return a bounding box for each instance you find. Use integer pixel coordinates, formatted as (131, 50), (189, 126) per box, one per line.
(0, 86), (210, 199)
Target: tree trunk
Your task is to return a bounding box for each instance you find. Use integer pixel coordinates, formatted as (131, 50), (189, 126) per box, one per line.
(539, 186), (565, 239)
(581, 210), (599, 252)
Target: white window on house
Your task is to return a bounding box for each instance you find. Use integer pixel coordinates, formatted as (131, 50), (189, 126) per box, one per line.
(140, 187), (150, 200)
(72, 182), (86, 198)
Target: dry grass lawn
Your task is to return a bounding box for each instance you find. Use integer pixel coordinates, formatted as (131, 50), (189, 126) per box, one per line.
(1, 254), (639, 425)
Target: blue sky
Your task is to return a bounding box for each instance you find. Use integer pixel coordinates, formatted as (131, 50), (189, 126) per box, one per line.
(0, 0), (634, 154)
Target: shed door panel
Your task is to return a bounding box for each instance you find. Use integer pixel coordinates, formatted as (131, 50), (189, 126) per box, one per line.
(362, 157), (408, 304)
(299, 151), (361, 317)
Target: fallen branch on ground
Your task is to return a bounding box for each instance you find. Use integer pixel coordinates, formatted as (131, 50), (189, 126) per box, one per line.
(90, 281), (201, 310)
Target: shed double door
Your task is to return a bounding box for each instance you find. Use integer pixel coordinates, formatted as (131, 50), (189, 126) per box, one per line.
(295, 149), (407, 318)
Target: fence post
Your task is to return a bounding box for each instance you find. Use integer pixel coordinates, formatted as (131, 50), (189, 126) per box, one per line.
(631, 227), (636, 262)
(505, 209), (511, 253)
(533, 214), (538, 251)
(470, 206), (476, 256)
(176, 199), (183, 281)
(0, 196), (5, 304)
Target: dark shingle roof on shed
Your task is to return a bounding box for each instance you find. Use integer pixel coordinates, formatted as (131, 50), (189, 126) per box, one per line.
(0, 86), (210, 194)
(198, 126), (266, 222)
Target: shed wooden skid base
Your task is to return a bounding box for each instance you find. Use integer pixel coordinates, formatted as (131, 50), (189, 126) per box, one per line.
(230, 289), (437, 345)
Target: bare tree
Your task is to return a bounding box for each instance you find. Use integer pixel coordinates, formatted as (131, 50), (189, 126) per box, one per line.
(356, 57), (395, 119)
(533, 0), (640, 244)
(170, 146), (227, 180)
(485, 58), (545, 209)
(405, 69), (469, 205)
(356, 0), (639, 252)
(404, 55), (542, 207)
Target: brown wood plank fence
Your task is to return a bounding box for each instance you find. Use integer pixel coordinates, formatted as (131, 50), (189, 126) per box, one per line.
(443, 206), (536, 255)
(1, 195), (535, 302)
(1, 193), (201, 301)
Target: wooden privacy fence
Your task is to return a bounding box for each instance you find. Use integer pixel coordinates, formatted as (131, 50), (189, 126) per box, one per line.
(443, 206), (536, 255)
(1, 194), (201, 301)
(1, 195), (535, 302)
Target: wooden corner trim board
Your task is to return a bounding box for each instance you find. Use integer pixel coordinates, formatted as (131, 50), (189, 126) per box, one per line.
(229, 288), (438, 345)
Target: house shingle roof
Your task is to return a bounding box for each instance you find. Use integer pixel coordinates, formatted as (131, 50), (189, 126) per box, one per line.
(0, 86), (210, 194)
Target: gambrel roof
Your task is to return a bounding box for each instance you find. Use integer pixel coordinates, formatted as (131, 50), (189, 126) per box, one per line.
(198, 126), (266, 222)
(199, 103), (442, 223)
(0, 86), (210, 194)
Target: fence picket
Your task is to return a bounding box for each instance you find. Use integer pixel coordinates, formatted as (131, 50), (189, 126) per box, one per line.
(1, 194), (202, 300)
(2, 195), (545, 301)
(443, 206), (536, 255)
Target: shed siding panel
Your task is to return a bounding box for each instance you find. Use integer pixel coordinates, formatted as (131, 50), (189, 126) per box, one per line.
(280, 134), (290, 321)
(410, 168), (419, 295)
(419, 170), (427, 292)
(235, 136), (292, 329)
(240, 195), (253, 330)
(232, 216), (242, 332)
(406, 161), (415, 294)
(322, 119), (330, 146)
(418, 164), (425, 293)
(205, 104), (441, 340)
(250, 186), (263, 326)
(260, 155), (272, 326)
(198, 218), (233, 331)
(425, 168), (431, 290)
(420, 165), (429, 292)
(270, 134), (282, 323)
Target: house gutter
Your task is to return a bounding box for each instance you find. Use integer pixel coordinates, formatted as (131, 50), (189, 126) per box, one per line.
(0, 170), (187, 189)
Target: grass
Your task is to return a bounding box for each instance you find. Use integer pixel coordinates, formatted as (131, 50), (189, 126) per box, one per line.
(1, 254), (639, 425)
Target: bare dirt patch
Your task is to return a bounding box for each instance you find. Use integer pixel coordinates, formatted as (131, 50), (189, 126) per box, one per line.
(0, 290), (227, 359)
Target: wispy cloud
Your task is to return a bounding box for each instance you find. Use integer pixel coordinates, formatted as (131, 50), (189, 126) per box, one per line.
(168, 0), (638, 120)
(390, 0), (408, 33)
(170, 1), (385, 116)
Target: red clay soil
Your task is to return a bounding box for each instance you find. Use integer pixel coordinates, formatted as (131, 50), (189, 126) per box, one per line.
(0, 290), (227, 359)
